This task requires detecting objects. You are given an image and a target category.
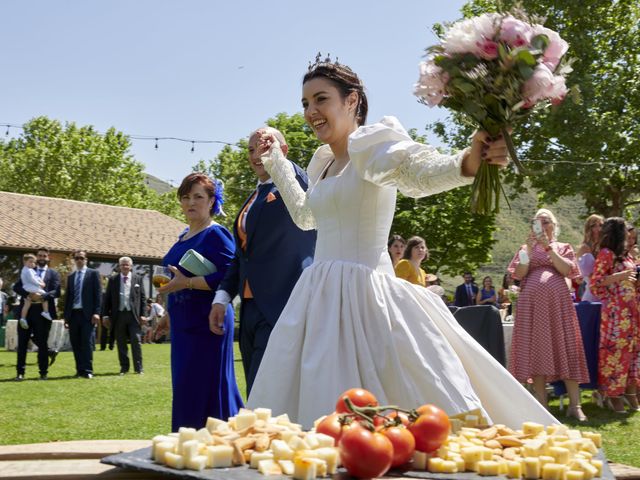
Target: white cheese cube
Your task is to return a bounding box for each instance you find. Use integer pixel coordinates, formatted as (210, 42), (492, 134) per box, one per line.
(279, 459), (295, 475)
(196, 428), (213, 445)
(288, 436), (310, 451)
(206, 445), (234, 468)
(186, 455), (207, 471)
(236, 411), (258, 431)
(315, 447), (339, 474)
(271, 439), (295, 461)
(164, 452), (185, 470)
(293, 458), (317, 480)
(181, 440), (199, 460)
(413, 450), (428, 470)
(258, 459), (283, 475)
(154, 441), (175, 464)
(254, 407), (272, 422)
(205, 417), (227, 433)
(314, 433), (335, 448)
(250, 451), (274, 469)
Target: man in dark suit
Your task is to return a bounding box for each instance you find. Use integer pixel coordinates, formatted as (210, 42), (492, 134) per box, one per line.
(64, 250), (102, 378)
(209, 127), (316, 394)
(455, 271), (479, 307)
(13, 247), (61, 380)
(102, 257), (147, 375)
(0, 277), (7, 326)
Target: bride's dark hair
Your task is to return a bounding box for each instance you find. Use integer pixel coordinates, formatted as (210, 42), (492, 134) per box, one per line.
(304, 55), (368, 126)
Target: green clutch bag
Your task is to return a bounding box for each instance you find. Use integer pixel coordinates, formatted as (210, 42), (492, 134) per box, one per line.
(178, 249), (217, 276)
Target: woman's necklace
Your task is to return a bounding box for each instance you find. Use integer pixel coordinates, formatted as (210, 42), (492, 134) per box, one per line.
(183, 219), (212, 240)
(321, 158), (336, 180)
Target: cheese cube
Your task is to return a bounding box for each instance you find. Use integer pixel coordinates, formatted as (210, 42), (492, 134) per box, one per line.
(548, 446), (570, 465)
(196, 428), (213, 445)
(206, 445), (233, 468)
(413, 450), (429, 470)
(293, 458), (317, 480)
(258, 459), (283, 476)
(539, 455), (556, 468)
(565, 471), (585, 480)
(497, 460), (509, 475)
(252, 407), (271, 421)
(305, 458), (328, 477)
(464, 415), (480, 427)
(506, 460), (522, 478)
(582, 432), (602, 448)
(315, 447), (339, 474)
(523, 439), (547, 457)
(186, 455), (207, 471)
(567, 429), (582, 440)
(477, 460), (499, 476)
(165, 452), (185, 470)
(428, 458), (444, 473)
(151, 435), (175, 459)
(280, 431), (299, 443)
(271, 439), (295, 461)
(523, 422), (545, 436)
(440, 460), (459, 473)
(250, 451), (274, 469)
(154, 442), (176, 464)
(303, 433), (321, 449)
(288, 436), (310, 451)
(577, 461), (598, 480)
(542, 462), (566, 480)
(314, 433), (335, 448)
(523, 457), (541, 480)
(205, 417), (227, 433)
(589, 459), (603, 477)
(181, 440), (199, 460)
(276, 413), (291, 425)
(453, 456), (466, 472)
(279, 460), (295, 475)
(449, 418), (463, 433)
(178, 427), (196, 443)
(580, 439), (598, 455)
(236, 411), (258, 431)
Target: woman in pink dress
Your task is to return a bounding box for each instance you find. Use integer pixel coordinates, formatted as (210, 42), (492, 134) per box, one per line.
(508, 208), (589, 421)
(590, 217), (640, 413)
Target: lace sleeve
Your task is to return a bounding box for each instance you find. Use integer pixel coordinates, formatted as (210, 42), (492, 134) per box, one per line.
(349, 116), (473, 198)
(261, 145), (317, 231)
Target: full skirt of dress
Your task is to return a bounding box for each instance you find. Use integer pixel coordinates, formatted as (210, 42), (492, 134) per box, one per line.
(248, 260), (557, 429)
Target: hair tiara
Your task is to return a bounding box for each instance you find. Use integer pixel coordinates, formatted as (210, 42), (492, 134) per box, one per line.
(308, 52), (352, 73)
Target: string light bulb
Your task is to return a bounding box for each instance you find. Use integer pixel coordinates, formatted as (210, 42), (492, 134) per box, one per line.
(154, 138), (158, 150)
(191, 141), (195, 153)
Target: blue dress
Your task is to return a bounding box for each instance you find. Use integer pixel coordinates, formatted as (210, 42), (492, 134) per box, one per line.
(479, 288), (497, 307)
(163, 224), (243, 431)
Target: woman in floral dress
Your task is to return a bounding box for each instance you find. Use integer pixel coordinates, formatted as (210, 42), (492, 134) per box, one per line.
(591, 217), (640, 413)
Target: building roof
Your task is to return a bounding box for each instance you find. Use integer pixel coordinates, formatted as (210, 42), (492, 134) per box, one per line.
(0, 191), (186, 261)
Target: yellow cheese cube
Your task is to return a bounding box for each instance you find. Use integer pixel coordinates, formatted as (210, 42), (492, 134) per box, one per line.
(151, 435), (176, 460)
(582, 432), (602, 448)
(302, 433), (320, 449)
(236, 411), (257, 431)
(305, 458), (328, 477)
(258, 459), (284, 476)
(181, 440), (199, 460)
(579, 462), (598, 480)
(279, 460), (294, 475)
(178, 427), (196, 443)
(154, 442), (176, 464)
(185, 455), (207, 471)
(250, 451), (274, 469)
(523, 439), (547, 457)
(523, 457), (541, 480)
(539, 455), (556, 469)
(477, 460), (499, 476)
(497, 460), (509, 475)
(288, 436), (310, 451)
(589, 459), (603, 477)
(548, 446), (570, 465)
(450, 418), (463, 434)
(428, 457), (445, 473)
(205, 417), (227, 433)
(195, 428), (212, 445)
(165, 452), (185, 470)
(464, 415), (480, 427)
(541, 462), (566, 480)
(507, 460), (522, 478)
(206, 445), (233, 468)
(271, 439), (295, 461)
(254, 407), (272, 422)
(580, 439), (598, 455)
(523, 422), (545, 437)
(293, 458), (317, 480)
(280, 430), (299, 442)
(314, 433), (335, 448)
(315, 447), (339, 474)
(565, 471), (585, 480)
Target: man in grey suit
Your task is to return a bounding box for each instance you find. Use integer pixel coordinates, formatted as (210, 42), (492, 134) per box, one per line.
(102, 257), (147, 375)
(64, 250), (102, 378)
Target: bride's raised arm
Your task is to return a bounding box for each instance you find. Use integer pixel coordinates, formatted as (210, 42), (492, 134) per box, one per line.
(260, 140), (317, 231)
(349, 116), (475, 198)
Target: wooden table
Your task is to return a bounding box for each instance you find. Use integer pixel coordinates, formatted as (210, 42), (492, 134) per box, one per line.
(1, 440), (639, 479)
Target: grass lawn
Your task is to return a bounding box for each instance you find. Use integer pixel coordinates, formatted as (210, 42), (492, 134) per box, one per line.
(1, 345), (639, 467)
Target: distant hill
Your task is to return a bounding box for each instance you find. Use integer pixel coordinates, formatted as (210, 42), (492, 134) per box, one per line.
(144, 173), (174, 195)
(437, 184), (588, 294)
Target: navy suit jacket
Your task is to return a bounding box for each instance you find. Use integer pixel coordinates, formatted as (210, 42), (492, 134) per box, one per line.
(13, 268), (61, 319)
(64, 268), (102, 322)
(219, 161), (316, 327)
(454, 283), (479, 307)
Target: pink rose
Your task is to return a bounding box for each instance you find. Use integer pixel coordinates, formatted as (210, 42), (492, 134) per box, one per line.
(443, 13), (499, 55)
(500, 16), (533, 48)
(522, 64), (555, 105)
(476, 39), (499, 60)
(414, 61), (449, 107)
(533, 25), (569, 71)
(549, 76), (568, 105)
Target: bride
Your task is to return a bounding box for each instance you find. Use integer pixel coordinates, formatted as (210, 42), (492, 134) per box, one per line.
(231, 57), (556, 428)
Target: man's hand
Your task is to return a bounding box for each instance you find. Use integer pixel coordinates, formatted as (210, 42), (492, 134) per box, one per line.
(208, 303), (226, 336)
(91, 314), (100, 326)
(102, 316), (111, 328)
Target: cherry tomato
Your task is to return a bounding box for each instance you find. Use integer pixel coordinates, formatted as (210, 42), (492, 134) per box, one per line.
(386, 411), (410, 426)
(339, 423), (393, 478)
(382, 425), (416, 467)
(335, 388), (378, 413)
(409, 404), (450, 453)
(316, 413), (345, 443)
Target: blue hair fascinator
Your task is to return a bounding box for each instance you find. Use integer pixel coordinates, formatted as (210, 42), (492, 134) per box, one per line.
(212, 178), (225, 216)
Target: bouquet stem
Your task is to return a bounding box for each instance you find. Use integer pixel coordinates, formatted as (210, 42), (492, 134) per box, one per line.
(500, 127), (527, 175)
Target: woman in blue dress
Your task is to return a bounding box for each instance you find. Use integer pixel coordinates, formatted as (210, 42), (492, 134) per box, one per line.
(160, 173), (243, 431)
(475, 276), (498, 307)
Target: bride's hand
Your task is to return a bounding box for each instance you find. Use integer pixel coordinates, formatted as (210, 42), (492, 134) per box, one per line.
(257, 130), (280, 156)
(462, 131), (509, 177)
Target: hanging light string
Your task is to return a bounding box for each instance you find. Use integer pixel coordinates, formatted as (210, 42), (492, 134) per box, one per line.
(0, 122), (625, 168)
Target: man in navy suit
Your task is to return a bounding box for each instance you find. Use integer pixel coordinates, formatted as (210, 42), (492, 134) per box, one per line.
(210, 127), (316, 394)
(64, 250), (102, 378)
(13, 247), (61, 380)
(454, 271), (479, 307)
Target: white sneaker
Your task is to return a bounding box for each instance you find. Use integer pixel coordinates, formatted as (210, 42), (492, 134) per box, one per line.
(41, 311), (52, 321)
(19, 318), (29, 329)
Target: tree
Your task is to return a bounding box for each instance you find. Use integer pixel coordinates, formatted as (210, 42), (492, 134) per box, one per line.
(433, 0), (640, 218)
(199, 114), (497, 274)
(0, 116), (182, 219)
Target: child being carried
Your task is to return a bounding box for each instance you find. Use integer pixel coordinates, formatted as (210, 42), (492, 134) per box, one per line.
(19, 253), (52, 329)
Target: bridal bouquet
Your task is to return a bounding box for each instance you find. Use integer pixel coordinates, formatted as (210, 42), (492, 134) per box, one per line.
(414, 11), (573, 214)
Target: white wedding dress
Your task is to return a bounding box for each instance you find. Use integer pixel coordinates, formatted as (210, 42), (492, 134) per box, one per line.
(247, 117), (556, 429)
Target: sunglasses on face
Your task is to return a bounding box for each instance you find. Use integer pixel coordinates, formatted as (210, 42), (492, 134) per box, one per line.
(74, 256), (86, 260)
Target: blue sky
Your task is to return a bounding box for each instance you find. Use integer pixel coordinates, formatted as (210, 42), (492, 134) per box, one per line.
(2, 1), (467, 186)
